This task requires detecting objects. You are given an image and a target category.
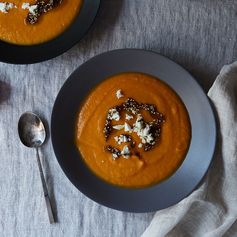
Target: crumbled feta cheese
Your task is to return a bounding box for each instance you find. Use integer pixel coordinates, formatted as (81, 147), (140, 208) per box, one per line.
(22, 2), (29, 9)
(113, 124), (124, 130)
(133, 114), (143, 132)
(116, 89), (124, 99)
(121, 145), (130, 159)
(114, 136), (119, 142)
(124, 122), (132, 133)
(108, 108), (120, 121)
(112, 153), (118, 159)
(138, 143), (143, 148)
(131, 109), (137, 115)
(0, 2), (16, 13)
(141, 124), (150, 136)
(22, 3), (38, 15)
(114, 135), (129, 145)
(133, 114), (155, 145)
(125, 114), (133, 121)
(139, 125), (154, 144)
(146, 134), (154, 144)
(123, 136), (128, 143)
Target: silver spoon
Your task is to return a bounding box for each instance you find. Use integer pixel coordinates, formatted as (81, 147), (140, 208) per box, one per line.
(18, 112), (55, 224)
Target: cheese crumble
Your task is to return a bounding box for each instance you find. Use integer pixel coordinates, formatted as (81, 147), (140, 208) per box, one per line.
(116, 89), (124, 99)
(0, 2), (16, 13)
(22, 3), (38, 15)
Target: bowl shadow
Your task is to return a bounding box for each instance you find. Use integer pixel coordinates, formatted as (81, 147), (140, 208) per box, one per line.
(0, 81), (11, 105)
(74, 0), (125, 53)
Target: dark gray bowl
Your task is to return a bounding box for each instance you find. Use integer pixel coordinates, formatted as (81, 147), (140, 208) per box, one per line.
(51, 49), (216, 212)
(0, 0), (100, 64)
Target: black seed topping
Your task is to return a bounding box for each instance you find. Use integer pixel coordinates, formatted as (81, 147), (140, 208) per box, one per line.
(144, 143), (153, 151)
(123, 98), (140, 114)
(26, 0), (63, 24)
(104, 98), (165, 154)
(131, 140), (136, 148)
(103, 120), (112, 140)
(105, 145), (121, 157)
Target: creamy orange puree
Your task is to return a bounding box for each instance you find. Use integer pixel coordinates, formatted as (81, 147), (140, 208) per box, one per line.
(0, 0), (83, 45)
(76, 72), (191, 188)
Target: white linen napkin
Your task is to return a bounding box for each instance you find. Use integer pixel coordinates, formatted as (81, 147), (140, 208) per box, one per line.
(142, 62), (237, 237)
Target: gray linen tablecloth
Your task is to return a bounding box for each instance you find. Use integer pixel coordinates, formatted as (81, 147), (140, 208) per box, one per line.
(0, 1), (236, 236)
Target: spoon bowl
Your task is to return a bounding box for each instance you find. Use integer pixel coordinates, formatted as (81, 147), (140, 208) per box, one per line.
(18, 112), (46, 148)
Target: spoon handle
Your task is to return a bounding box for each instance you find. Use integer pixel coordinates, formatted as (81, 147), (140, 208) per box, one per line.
(36, 148), (55, 224)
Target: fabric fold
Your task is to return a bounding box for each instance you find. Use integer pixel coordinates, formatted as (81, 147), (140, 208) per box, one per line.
(142, 62), (237, 237)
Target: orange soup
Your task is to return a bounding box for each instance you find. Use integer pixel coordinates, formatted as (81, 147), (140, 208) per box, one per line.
(0, 0), (83, 45)
(76, 72), (191, 188)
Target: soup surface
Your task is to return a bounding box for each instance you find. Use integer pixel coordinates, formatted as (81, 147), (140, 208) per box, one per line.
(0, 0), (83, 45)
(76, 72), (191, 188)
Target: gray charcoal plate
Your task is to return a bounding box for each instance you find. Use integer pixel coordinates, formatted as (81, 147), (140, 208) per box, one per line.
(51, 49), (216, 212)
